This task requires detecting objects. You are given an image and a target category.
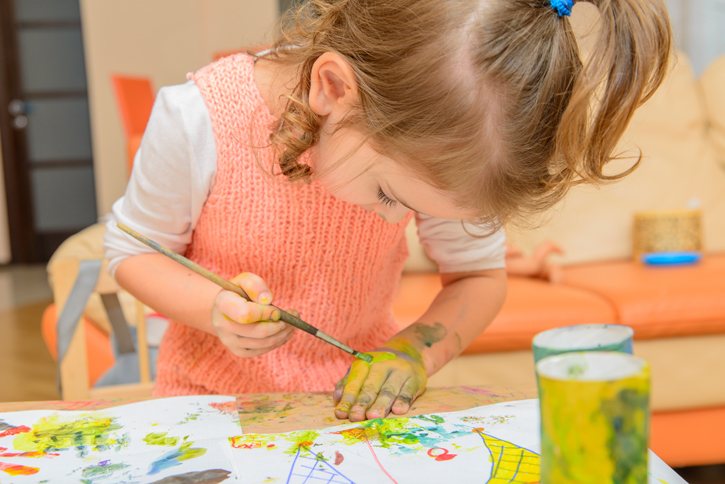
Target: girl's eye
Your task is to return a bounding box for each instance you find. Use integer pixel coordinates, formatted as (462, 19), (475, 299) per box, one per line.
(377, 188), (397, 208)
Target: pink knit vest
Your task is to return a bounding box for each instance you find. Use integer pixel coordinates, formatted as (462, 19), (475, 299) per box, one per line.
(153, 54), (410, 396)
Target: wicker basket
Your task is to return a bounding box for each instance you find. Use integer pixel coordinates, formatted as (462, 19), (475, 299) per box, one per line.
(633, 209), (703, 259)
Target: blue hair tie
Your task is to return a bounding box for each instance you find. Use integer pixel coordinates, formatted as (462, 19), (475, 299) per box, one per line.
(550, 0), (573, 16)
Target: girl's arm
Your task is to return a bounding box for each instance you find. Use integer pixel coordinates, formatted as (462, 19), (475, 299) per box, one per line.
(115, 253), (221, 335)
(115, 253), (296, 357)
(334, 267), (507, 421)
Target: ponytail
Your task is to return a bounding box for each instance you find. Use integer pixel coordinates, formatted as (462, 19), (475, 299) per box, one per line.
(558, 0), (672, 183)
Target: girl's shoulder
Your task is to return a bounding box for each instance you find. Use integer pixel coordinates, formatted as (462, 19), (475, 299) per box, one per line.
(192, 52), (256, 90)
(191, 53), (270, 126)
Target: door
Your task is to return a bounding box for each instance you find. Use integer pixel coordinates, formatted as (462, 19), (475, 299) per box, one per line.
(0, 0), (97, 262)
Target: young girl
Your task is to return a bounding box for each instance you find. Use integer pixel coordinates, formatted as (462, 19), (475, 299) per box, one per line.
(104, 0), (670, 422)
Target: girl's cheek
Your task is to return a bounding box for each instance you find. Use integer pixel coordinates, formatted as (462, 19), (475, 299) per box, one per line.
(379, 208), (411, 224)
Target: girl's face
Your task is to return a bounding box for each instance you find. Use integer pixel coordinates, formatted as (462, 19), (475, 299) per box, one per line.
(311, 126), (477, 223)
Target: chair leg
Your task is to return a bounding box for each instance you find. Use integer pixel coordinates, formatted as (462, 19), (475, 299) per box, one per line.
(136, 299), (151, 384)
(59, 315), (91, 400)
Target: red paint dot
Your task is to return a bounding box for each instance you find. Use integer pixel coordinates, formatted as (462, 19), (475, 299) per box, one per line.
(427, 447), (457, 461)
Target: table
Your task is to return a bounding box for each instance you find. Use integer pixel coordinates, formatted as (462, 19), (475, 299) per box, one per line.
(0, 384), (536, 434)
(0, 385), (687, 483)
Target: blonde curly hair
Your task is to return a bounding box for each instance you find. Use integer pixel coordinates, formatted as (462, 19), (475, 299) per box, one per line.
(264, 0), (671, 229)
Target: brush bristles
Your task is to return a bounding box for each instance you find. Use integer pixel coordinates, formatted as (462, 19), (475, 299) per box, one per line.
(354, 352), (373, 364)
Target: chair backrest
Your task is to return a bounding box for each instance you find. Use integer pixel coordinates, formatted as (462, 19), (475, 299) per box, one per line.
(53, 258), (153, 400)
(111, 75), (154, 177)
(111, 75), (155, 138)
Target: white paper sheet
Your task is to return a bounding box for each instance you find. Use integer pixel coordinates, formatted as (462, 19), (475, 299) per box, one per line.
(228, 399), (687, 484)
(0, 395), (240, 483)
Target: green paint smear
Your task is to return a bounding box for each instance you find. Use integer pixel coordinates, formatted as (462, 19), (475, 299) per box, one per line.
(411, 322), (447, 348)
(368, 352), (397, 365)
(333, 415), (468, 455)
(567, 363), (585, 378)
(285, 430), (322, 455)
(178, 411), (202, 424)
(238, 398), (291, 415)
(600, 388), (649, 484)
(236, 414), (474, 458)
(13, 414), (130, 457)
(81, 462), (129, 480)
(143, 432), (179, 446)
(416, 415), (445, 425)
(176, 441), (207, 461)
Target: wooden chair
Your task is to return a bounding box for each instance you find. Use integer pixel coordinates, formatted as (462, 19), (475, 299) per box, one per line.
(52, 258), (153, 400)
(110, 75), (155, 176)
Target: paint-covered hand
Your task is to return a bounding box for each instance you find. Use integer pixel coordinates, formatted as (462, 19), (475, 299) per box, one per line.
(333, 343), (427, 422)
(211, 272), (297, 358)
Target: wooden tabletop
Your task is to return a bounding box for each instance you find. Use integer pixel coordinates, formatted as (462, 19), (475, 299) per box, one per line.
(0, 385), (537, 435)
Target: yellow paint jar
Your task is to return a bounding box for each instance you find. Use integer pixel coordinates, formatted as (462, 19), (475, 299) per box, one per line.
(537, 352), (650, 484)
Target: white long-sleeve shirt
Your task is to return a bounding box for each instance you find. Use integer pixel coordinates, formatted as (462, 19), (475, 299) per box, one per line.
(103, 81), (507, 276)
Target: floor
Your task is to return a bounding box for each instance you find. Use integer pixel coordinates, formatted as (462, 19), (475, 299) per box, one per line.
(0, 263), (722, 483)
(0, 264), (58, 403)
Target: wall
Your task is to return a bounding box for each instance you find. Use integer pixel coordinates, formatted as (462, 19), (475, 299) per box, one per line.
(665, 0), (725, 76)
(80, 0), (278, 216)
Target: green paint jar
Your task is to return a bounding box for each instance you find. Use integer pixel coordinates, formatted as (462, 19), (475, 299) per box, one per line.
(537, 352), (650, 484)
(532, 324), (634, 363)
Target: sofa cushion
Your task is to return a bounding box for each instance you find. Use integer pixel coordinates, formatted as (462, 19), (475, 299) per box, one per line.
(563, 253), (725, 339)
(392, 274), (616, 353)
(429, 334), (725, 413)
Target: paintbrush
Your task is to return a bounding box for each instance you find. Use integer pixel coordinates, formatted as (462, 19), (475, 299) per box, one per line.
(116, 223), (373, 364)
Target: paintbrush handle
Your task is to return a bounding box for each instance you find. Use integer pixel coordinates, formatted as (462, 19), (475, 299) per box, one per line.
(116, 223), (371, 363)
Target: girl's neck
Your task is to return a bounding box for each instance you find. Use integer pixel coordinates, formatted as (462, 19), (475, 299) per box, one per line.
(253, 56), (298, 120)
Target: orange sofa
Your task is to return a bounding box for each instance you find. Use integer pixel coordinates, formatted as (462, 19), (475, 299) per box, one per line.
(392, 256), (725, 469)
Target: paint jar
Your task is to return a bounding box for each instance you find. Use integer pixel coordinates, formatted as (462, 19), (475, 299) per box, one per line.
(537, 352), (650, 484)
(532, 324), (634, 363)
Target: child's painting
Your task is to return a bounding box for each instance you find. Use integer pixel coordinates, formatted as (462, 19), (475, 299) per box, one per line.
(0, 395), (240, 483)
(227, 400), (686, 484)
(0, 396), (687, 484)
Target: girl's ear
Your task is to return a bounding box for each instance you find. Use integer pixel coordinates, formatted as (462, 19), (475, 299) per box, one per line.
(309, 52), (359, 117)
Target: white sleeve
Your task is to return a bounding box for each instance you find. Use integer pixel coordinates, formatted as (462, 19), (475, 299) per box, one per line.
(103, 80), (217, 277)
(415, 213), (507, 273)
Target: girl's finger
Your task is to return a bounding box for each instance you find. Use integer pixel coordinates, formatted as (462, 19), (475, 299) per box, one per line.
(232, 321), (288, 339)
(218, 293), (281, 325)
(334, 363), (370, 420)
(237, 324), (295, 347)
(334, 369), (351, 404)
(236, 300), (281, 324)
(391, 378), (424, 415)
(231, 272), (273, 304)
(348, 364), (390, 422)
(366, 370), (410, 420)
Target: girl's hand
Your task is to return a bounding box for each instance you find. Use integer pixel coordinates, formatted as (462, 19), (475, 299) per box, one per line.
(333, 344), (427, 422)
(211, 272), (297, 358)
